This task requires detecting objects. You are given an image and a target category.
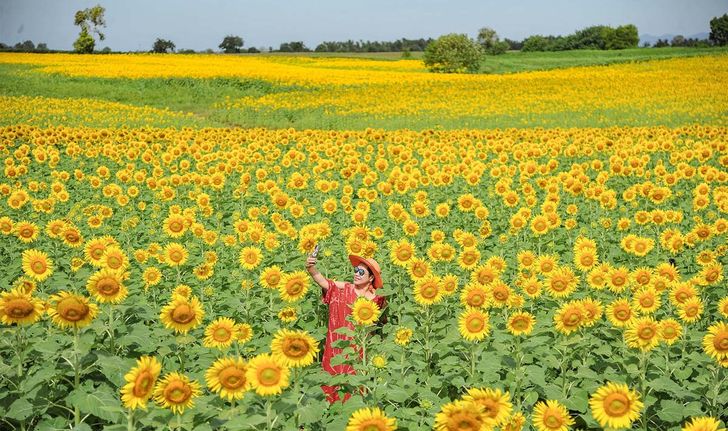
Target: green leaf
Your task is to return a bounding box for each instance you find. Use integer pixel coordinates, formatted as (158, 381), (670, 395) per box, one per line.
(297, 399), (329, 424)
(656, 399), (686, 423)
(225, 414), (268, 430)
(67, 382), (123, 423)
(6, 398), (33, 421)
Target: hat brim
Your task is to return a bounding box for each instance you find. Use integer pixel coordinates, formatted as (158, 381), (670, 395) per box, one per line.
(348, 255), (383, 289)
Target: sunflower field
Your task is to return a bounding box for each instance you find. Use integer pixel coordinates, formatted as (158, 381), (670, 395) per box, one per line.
(0, 52), (727, 431)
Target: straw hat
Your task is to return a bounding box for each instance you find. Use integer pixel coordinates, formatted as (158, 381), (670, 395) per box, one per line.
(348, 255), (383, 289)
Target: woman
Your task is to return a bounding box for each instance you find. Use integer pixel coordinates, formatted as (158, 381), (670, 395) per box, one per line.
(306, 252), (387, 404)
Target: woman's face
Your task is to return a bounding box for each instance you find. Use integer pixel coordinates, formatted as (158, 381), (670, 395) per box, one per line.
(353, 265), (373, 288)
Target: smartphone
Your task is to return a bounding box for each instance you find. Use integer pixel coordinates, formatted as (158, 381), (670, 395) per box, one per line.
(312, 244), (320, 258)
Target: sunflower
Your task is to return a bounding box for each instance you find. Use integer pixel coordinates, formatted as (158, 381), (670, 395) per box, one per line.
(670, 282), (697, 307)
(659, 319), (682, 345)
(632, 286), (660, 315)
(84, 236), (113, 267)
(245, 353), (290, 396)
(719, 297), (728, 318)
(205, 356), (251, 401)
(606, 267), (631, 293)
(699, 263), (723, 285)
(239, 246), (263, 270)
(398, 253), (427, 277)
(589, 382), (643, 430)
(574, 248), (598, 272)
(172, 284), (193, 299)
(554, 301), (585, 335)
(413, 275), (443, 306)
(203, 317), (238, 349)
(120, 356), (162, 410)
(159, 295), (205, 334)
(507, 311), (535, 336)
(21, 249), (54, 282)
(236, 323), (253, 344)
(48, 291), (98, 330)
(345, 407), (397, 431)
(270, 328), (319, 367)
(394, 327), (413, 346)
(458, 308), (491, 342)
(460, 283), (490, 309)
(260, 265), (283, 289)
(86, 268), (128, 303)
(457, 247), (481, 271)
(702, 321), (728, 362)
(490, 280), (512, 308)
(278, 271), (310, 302)
(389, 239), (415, 267)
(579, 298), (603, 327)
(521, 277), (543, 298)
(352, 297), (381, 326)
(503, 411), (527, 431)
(535, 255), (558, 275)
(681, 416), (726, 431)
(678, 297), (703, 323)
(61, 227), (84, 248)
(625, 317), (660, 352)
(471, 264), (499, 285)
(532, 400), (574, 431)
(153, 372), (201, 414)
(606, 299), (635, 328)
(545, 267), (579, 299)
(162, 214), (188, 238)
(530, 215), (550, 236)
(0, 288), (44, 325)
(434, 399), (487, 431)
(278, 306), (297, 323)
(163, 242), (189, 267)
(462, 387), (512, 427)
(14, 221), (39, 243)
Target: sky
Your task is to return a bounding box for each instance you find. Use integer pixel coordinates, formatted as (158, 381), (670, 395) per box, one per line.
(0, 0), (725, 51)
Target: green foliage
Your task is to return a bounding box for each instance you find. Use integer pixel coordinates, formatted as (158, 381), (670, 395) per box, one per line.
(219, 35), (244, 53)
(709, 13), (728, 46)
(423, 33), (484, 73)
(522, 24), (639, 51)
(477, 27), (509, 55)
(152, 38), (176, 53)
(73, 4), (105, 53)
(73, 29), (95, 54)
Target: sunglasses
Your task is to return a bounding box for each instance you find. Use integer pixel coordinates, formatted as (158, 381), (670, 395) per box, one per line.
(354, 267), (368, 276)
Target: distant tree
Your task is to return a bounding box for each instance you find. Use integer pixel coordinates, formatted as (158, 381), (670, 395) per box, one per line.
(670, 35), (686, 47)
(503, 38), (523, 50)
(152, 38), (175, 53)
(278, 41), (309, 52)
(521, 35), (549, 51)
(247, 47), (260, 53)
(423, 33), (483, 73)
(73, 5), (105, 53)
(100, 46), (111, 53)
(219, 35), (244, 53)
(178, 48), (196, 54)
(204, 48), (214, 54)
(0, 42), (9, 50)
(653, 39), (670, 48)
(709, 13), (728, 46)
(609, 25), (639, 49)
(476, 27), (509, 55)
(36, 42), (49, 52)
(641, 41), (651, 48)
(401, 48), (412, 58)
(14, 40), (35, 52)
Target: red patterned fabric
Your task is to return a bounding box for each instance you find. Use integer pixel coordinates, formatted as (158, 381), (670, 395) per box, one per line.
(320, 278), (386, 404)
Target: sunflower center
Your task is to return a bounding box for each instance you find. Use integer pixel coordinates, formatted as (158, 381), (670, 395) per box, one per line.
(448, 413), (480, 430)
(552, 280), (566, 291)
(171, 304), (195, 324)
(31, 260), (47, 274)
(714, 333), (728, 352)
(107, 255), (122, 268)
(7, 298), (34, 317)
(219, 366), (246, 389)
(357, 306), (374, 320)
(468, 293), (485, 307)
(20, 228), (33, 238)
(97, 277), (120, 296)
(662, 326), (676, 338)
(286, 281), (303, 296)
(612, 275), (625, 286)
(512, 317), (528, 330)
(493, 288), (508, 301)
(615, 307), (631, 321)
(65, 231), (80, 243)
(545, 412), (563, 428)
(361, 421), (385, 431)
(164, 381), (191, 404)
(603, 392), (630, 416)
(170, 251), (183, 262)
(169, 221), (183, 232)
(640, 296), (654, 307)
(57, 296), (89, 321)
(638, 326), (655, 340)
(133, 371), (154, 397)
(564, 310), (581, 326)
(282, 338), (309, 358)
(421, 284), (438, 299)
(258, 367), (280, 386)
(91, 247), (104, 259)
(467, 316), (484, 332)
(245, 253), (257, 264)
(396, 248), (412, 261)
(213, 327), (232, 342)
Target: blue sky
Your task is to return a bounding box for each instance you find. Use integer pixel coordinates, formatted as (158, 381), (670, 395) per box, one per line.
(1, 0), (725, 51)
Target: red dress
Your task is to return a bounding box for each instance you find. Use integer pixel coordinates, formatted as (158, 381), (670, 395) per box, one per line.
(321, 278), (386, 404)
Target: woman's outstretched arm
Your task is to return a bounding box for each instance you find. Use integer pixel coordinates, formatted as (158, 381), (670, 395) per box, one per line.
(306, 255), (346, 291)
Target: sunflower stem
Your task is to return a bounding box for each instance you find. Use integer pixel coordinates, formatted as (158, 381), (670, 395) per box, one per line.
(15, 326), (25, 377)
(265, 399), (273, 431)
(126, 408), (134, 431)
(107, 304), (115, 353)
(469, 342), (477, 380)
(73, 327), (81, 426)
(639, 350), (648, 431)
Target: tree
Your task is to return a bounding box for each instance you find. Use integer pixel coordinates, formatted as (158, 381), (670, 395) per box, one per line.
(710, 13), (728, 46)
(152, 38), (175, 53)
(14, 40), (35, 52)
(73, 5), (105, 53)
(670, 35), (686, 47)
(423, 33), (484, 73)
(477, 27), (508, 55)
(279, 41), (309, 52)
(219, 35), (244, 53)
(654, 38), (670, 48)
